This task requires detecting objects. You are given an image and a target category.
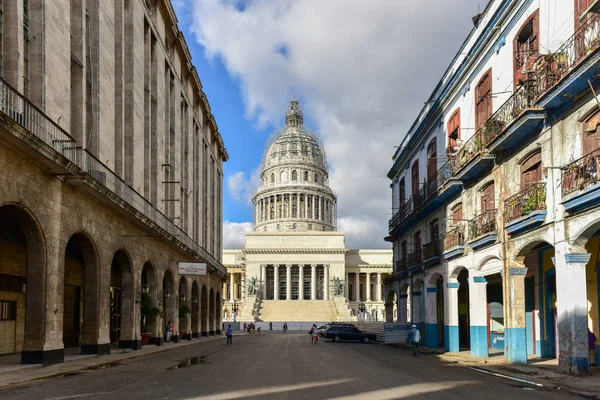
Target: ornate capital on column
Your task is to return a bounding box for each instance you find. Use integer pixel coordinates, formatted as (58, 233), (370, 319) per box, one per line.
(298, 264), (305, 268)
(310, 264), (317, 268)
(260, 264), (267, 268)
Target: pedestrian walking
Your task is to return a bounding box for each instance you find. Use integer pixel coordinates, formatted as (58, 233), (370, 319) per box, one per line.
(226, 324), (233, 346)
(589, 328), (597, 367)
(165, 320), (173, 342)
(243, 322), (247, 331)
(407, 324), (421, 357)
(257, 327), (261, 335)
(284, 322), (288, 333)
(311, 324), (318, 343)
(269, 322), (273, 331)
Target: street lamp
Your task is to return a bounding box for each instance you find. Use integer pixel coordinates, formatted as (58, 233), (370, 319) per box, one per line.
(358, 302), (366, 321)
(180, 294), (186, 303)
(163, 290), (170, 298)
(141, 283), (149, 295)
(192, 296), (198, 304)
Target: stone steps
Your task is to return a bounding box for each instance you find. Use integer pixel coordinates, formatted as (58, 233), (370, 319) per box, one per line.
(257, 300), (336, 322)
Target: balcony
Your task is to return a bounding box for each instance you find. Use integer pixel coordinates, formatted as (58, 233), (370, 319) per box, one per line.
(480, 83), (545, 154)
(561, 148), (600, 213)
(413, 161), (462, 216)
(450, 130), (494, 181)
(536, 5), (600, 109)
(467, 209), (498, 251)
(443, 225), (466, 260)
(422, 240), (441, 267)
(388, 197), (414, 238)
(407, 249), (422, 273)
(504, 182), (547, 237)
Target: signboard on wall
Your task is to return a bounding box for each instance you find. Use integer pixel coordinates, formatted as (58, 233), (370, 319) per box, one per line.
(178, 262), (207, 276)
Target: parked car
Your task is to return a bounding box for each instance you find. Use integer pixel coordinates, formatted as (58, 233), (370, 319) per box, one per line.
(318, 323), (357, 336)
(324, 325), (376, 343)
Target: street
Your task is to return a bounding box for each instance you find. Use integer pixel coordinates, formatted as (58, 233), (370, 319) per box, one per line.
(0, 333), (575, 399)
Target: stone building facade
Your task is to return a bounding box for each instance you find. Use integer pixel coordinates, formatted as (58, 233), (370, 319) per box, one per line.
(386, 0), (600, 376)
(0, 0), (228, 365)
(223, 101), (392, 322)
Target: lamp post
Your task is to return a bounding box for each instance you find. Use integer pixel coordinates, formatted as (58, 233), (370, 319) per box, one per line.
(232, 300), (239, 322)
(163, 290), (171, 299)
(141, 283), (149, 295)
(358, 302), (366, 322)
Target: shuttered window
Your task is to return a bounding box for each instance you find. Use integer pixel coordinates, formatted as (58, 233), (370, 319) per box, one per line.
(520, 151), (542, 187)
(583, 109), (600, 155)
(475, 69), (493, 129)
(411, 161), (419, 196)
(447, 108), (460, 153)
(427, 139), (437, 179)
(452, 203), (463, 224)
(481, 182), (495, 212)
(513, 10), (539, 87)
(399, 178), (406, 204)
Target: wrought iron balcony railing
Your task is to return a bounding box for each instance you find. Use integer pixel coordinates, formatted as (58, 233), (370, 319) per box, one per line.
(443, 225), (465, 250)
(394, 259), (407, 274)
(469, 209), (498, 239)
(414, 161), (455, 207)
(407, 249), (422, 266)
(423, 240), (441, 260)
(535, 4), (600, 96)
(389, 197), (413, 231)
(504, 182), (547, 223)
(479, 82), (539, 147)
(450, 129), (486, 172)
(562, 148), (600, 196)
(0, 77), (76, 162)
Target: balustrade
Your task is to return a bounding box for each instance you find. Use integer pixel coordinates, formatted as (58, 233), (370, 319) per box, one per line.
(443, 225), (465, 250)
(504, 182), (546, 222)
(562, 148), (600, 196)
(423, 240), (441, 260)
(469, 209), (498, 239)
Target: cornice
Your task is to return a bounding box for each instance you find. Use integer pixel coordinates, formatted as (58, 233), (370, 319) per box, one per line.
(346, 265), (393, 269)
(243, 248), (347, 254)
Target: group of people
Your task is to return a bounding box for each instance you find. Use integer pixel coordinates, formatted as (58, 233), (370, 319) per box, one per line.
(243, 322), (261, 335)
(309, 324), (319, 343)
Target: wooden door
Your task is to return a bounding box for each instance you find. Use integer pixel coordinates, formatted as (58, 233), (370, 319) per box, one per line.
(520, 152), (542, 187)
(427, 139), (437, 179)
(452, 203), (463, 224)
(399, 178), (406, 205)
(583, 111), (600, 155)
(411, 161), (419, 196)
(481, 182), (495, 212)
(414, 231), (422, 262)
(448, 109), (460, 154)
(476, 70), (493, 129)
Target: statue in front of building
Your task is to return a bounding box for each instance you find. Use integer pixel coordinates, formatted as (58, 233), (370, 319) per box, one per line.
(247, 276), (258, 296)
(332, 276), (344, 296)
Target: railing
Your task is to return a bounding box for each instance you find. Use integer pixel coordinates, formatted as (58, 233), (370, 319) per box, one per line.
(394, 259), (407, 274)
(535, 4), (600, 96)
(450, 129), (486, 172)
(389, 197), (413, 230)
(504, 182), (546, 223)
(562, 148), (600, 196)
(0, 77), (76, 162)
(469, 209), (498, 239)
(423, 240), (441, 260)
(480, 82), (539, 147)
(443, 225), (465, 250)
(414, 161), (455, 207)
(407, 249), (422, 266)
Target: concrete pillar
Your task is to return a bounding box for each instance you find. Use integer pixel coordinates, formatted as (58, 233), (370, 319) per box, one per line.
(274, 265), (280, 300)
(425, 287), (438, 348)
(286, 264), (292, 300)
(366, 273), (371, 301)
(304, 194), (308, 219)
(323, 264), (329, 300)
(556, 253), (592, 375)
(229, 273), (234, 301)
(445, 283), (460, 352)
(355, 272), (360, 301)
(504, 265), (527, 364)
(469, 276), (489, 357)
(346, 272), (350, 299)
(299, 265), (304, 300)
(377, 273), (382, 302)
(261, 264), (266, 296)
(399, 294), (408, 322)
(311, 264), (317, 300)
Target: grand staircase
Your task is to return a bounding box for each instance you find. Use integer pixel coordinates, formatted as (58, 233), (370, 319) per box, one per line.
(257, 300), (336, 322)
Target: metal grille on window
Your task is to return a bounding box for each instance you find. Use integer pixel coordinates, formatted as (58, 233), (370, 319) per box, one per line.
(0, 301), (16, 321)
(316, 266), (324, 300)
(291, 267), (299, 300)
(265, 266), (274, 300)
(279, 268), (287, 300)
(303, 266), (311, 300)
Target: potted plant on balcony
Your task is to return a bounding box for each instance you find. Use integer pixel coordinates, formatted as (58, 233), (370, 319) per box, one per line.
(141, 294), (162, 346)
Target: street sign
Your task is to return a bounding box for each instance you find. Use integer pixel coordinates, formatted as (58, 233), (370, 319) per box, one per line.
(178, 262), (207, 276)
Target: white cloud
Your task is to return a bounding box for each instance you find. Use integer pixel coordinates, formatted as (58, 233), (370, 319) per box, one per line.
(223, 221), (254, 249)
(189, 0), (477, 248)
(226, 169), (261, 205)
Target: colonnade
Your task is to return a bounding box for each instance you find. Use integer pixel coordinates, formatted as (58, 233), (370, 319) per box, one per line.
(345, 272), (384, 302)
(261, 264), (329, 300)
(255, 193), (335, 224)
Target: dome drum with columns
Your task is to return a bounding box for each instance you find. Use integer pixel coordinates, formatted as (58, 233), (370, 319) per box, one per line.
(223, 100), (392, 323)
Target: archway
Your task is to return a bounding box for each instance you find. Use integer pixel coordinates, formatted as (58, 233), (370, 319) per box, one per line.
(110, 250), (134, 348)
(179, 277), (190, 340)
(141, 261), (159, 346)
(200, 284), (208, 336)
(191, 281), (200, 338)
(63, 233), (100, 354)
(162, 270), (175, 342)
(457, 269), (470, 350)
(0, 205), (47, 364)
(216, 291), (222, 334)
(385, 290), (397, 322)
(209, 288), (215, 335)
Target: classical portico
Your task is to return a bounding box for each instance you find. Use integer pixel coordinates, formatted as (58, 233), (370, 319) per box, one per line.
(261, 264), (329, 300)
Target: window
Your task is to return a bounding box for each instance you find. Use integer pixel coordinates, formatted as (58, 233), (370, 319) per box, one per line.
(0, 301), (16, 321)
(576, 0), (599, 21)
(430, 219), (440, 243)
(427, 139), (437, 179)
(475, 69), (492, 129)
(411, 161), (419, 195)
(481, 181), (495, 212)
(292, 170), (297, 181)
(514, 10), (539, 87)
(304, 171), (309, 181)
(314, 173), (319, 183)
(452, 203), (463, 224)
(583, 109), (600, 154)
(520, 151), (542, 187)
(401, 241), (407, 267)
(447, 109), (460, 154)
(308, 223), (312, 230)
(277, 224), (280, 231)
(399, 178), (406, 204)
(270, 173), (275, 183)
(280, 171), (288, 182)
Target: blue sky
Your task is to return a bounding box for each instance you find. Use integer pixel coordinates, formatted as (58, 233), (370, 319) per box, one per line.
(174, 0), (477, 249)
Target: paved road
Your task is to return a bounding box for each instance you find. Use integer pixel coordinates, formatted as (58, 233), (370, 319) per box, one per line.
(0, 332), (574, 399)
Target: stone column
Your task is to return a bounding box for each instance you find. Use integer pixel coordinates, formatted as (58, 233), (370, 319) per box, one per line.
(346, 272), (350, 299)
(274, 265), (280, 300)
(425, 287), (438, 349)
(261, 264), (267, 297)
(504, 263), (527, 364)
(229, 273), (234, 301)
(445, 282), (460, 352)
(355, 272), (360, 302)
(286, 264), (292, 300)
(313, 195), (317, 220)
(377, 273), (382, 302)
(469, 276), (488, 357)
(304, 194), (308, 219)
(323, 264), (329, 300)
(321, 196), (324, 221)
(556, 253), (592, 375)
(299, 265), (304, 300)
(311, 264), (317, 300)
(366, 273), (371, 301)
(267, 196), (271, 220)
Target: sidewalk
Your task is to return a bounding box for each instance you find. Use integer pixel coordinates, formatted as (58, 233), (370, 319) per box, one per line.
(417, 346), (600, 399)
(0, 335), (223, 389)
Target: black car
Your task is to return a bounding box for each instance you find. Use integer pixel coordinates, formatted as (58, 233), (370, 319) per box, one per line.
(324, 325), (377, 343)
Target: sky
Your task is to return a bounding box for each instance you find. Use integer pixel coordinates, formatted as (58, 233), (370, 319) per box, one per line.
(172, 0), (480, 250)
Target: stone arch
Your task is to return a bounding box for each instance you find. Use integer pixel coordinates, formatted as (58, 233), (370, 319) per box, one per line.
(477, 255), (501, 271)
(200, 284), (208, 336)
(291, 170), (298, 181)
(162, 269), (175, 341)
(513, 239), (554, 260)
(63, 232), (101, 354)
(0, 204), (48, 363)
(428, 272), (443, 285)
(570, 218), (600, 248)
(209, 287), (216, 335)
(385, 289), (398, 322)
(140, 261), (159, 344)
(110, 249), (135, 348)
(191, 280), (200, 338)
(178, 276), (190, 340)
(216, 291), (222, 334)
(449, 265), (467, 281)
